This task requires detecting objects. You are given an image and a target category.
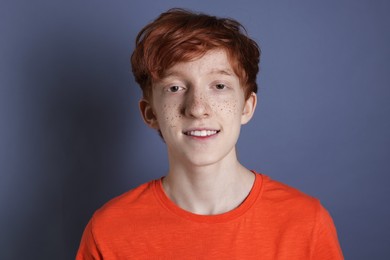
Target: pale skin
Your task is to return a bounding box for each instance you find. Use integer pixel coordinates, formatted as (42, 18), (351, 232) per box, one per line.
(140, 49), (257, 215)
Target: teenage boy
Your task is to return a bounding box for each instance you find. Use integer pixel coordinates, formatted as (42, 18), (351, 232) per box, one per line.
(77, 8), (343, 259)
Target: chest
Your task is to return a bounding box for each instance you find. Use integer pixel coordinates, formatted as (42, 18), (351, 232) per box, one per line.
(98, 213), (313, 259)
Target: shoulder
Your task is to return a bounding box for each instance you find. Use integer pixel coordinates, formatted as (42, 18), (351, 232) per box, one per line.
(77, 180), (163, 256)
(261, 174), (319, 204)
(253, 174), (343, 258)
(90, 179), (160, 230)
(258, 174), (322, 221)
(256, 173), (336, 236)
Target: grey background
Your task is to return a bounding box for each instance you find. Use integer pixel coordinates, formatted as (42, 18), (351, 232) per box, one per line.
(1, 0), (389, 259)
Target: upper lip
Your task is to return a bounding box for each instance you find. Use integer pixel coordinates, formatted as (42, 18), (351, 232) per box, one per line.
(183, 126), (220, 132)
(183, 127), (219, 132)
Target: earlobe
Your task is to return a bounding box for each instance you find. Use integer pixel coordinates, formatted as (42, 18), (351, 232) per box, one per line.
(139, 99), (159, 129)
(241, 92), (257, 125)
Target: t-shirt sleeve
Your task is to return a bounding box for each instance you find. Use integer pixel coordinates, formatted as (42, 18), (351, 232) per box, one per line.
(76, 217), (103, 260)
(310, 203), (344, 259)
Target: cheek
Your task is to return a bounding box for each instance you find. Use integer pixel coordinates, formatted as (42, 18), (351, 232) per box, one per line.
(161, 103), (182, 128)
(212, 98), (240, 117)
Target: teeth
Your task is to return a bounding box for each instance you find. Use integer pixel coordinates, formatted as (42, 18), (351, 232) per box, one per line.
(187, 130), (218, 137)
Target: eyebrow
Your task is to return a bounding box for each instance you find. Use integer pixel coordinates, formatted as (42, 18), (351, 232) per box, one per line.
(161, 71), (182, 78)
(162, 68), (235, 78)
(208, 68), (235, 76)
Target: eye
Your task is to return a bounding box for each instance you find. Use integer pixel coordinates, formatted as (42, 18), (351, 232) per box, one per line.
(168, 85), (182, 92)
(215, 84), (226, 90)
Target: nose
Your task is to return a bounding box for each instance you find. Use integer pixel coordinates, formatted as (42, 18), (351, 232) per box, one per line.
(183, 89), (211, 118)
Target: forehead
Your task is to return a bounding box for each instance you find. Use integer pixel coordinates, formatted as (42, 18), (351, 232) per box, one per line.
(162, 49), (236, 78)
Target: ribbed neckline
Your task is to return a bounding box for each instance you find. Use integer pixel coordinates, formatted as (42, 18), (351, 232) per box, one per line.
(153, 171), (264, 223)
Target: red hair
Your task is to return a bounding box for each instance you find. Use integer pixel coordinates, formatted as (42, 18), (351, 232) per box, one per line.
(131, 8), (261, 100)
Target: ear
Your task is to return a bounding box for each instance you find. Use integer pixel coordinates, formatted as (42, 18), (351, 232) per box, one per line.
(241, 92), (257, 125)
(139, 98), (159, 129)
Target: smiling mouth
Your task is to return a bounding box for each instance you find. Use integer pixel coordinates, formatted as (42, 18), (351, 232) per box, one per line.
(184, 130), (220, 137)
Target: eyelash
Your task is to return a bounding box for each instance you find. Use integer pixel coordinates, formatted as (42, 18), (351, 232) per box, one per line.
(167, 85), (184, 92)
(215, 83), (226, 90)
(165, 83), (228, 93)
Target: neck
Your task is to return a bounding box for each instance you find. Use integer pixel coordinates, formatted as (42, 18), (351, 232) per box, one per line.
(162, 159), (255, 215)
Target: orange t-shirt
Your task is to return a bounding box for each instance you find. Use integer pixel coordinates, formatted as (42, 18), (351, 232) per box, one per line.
(76, 173), (343, 259)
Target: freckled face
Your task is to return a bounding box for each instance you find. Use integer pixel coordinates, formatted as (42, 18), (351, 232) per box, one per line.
(141, 49), (256, 167)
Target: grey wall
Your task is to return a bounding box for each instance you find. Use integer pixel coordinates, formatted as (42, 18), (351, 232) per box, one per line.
(1, 0), (389, 259)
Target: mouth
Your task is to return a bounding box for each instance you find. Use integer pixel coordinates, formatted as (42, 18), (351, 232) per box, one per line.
(183, 129), (220, 137)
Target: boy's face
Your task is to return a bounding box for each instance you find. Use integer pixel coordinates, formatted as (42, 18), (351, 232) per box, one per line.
(140, 49), (257, 167)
